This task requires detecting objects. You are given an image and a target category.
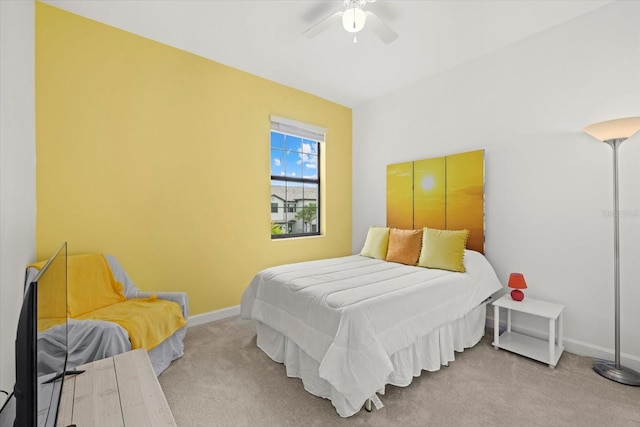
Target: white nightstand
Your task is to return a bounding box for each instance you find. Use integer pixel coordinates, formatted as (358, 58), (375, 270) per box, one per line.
(492, 294), (565, 368)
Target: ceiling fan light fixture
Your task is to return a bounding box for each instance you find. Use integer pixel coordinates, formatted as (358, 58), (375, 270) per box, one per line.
(342, 5), (366, 33)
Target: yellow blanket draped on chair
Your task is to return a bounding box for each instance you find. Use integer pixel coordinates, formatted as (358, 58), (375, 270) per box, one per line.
(75, 297), (186, 350)
(31, 254), (186, 350)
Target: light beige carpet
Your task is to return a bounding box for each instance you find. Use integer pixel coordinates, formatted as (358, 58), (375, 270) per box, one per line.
(159, 317), (640, 426)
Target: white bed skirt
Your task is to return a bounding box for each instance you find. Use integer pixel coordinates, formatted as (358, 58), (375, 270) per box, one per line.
(256, 303), (487, 417)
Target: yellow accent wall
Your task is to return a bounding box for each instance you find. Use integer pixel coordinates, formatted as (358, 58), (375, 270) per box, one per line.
(35, 3), (352, 316)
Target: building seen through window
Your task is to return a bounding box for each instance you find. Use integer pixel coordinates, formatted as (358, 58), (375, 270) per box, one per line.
(270, 129), (320, 238)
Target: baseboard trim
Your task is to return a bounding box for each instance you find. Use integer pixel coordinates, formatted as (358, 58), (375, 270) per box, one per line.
(486, 314), (640, 372)
(188, 305), (240, 327)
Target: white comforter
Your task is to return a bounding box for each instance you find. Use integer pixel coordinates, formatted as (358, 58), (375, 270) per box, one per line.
(240, 250), (503, 415)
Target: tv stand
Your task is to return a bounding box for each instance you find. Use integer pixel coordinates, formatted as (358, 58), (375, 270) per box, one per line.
(57, 349), (176, 426)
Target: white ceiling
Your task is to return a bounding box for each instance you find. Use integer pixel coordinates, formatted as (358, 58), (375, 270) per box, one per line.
(43, 0), (612, 108)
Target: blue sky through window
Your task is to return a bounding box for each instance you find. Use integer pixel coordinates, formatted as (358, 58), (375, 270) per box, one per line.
(271, 131), (318, 180)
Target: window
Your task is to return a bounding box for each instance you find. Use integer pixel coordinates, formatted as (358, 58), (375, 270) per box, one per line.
(270, 116), (325, 238)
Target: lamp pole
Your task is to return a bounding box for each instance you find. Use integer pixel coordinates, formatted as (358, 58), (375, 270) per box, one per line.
(608, 138), (622, 369)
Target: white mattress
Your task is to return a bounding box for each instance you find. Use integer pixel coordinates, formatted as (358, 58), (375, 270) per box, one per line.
(240, 250), (503, 417)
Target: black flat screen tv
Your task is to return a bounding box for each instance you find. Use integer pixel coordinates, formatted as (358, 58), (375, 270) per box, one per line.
(13, 242), (68, 427)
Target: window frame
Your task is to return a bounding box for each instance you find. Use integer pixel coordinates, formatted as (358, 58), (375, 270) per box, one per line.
(270, 126), (322, 240)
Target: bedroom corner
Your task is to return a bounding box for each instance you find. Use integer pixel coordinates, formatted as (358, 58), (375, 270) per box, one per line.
(34, 2), (352, 318)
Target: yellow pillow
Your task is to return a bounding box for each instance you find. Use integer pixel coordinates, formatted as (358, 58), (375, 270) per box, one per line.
(386, 228), (422, 265)
(418, 228), (469, 272)
(360, 226), (390, 260)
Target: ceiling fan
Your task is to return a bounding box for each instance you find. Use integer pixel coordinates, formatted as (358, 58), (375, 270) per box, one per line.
(303, 0), (399, 44)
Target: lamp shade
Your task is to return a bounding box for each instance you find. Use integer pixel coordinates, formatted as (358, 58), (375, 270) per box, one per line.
(508, 273), (527, 290)
(342, 6), (366, 33)
(583, 116), (640, 142)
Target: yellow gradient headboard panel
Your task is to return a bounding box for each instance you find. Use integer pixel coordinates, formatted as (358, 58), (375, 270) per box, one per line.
(387, 150), (484, 253)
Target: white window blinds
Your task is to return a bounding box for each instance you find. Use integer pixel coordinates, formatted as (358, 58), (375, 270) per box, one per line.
(270, 115), (326, 142)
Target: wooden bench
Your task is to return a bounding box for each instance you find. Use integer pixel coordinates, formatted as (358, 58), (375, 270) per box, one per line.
(57, 348), (176, 427)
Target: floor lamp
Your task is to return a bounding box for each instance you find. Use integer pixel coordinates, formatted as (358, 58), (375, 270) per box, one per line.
(584, 116), (640, 386)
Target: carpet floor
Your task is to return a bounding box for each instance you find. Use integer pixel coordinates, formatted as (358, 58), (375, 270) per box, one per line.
(158, 317), (640, 426)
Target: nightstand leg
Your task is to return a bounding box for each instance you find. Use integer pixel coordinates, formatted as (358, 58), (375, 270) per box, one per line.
(549, 318), (555, 368)
(558, 312), (563, 349)
(507, 309), (511, 332)
(493, 306), (499, 349)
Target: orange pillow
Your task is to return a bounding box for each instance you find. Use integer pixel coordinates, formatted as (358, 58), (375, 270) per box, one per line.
(385, 228), (422, 265)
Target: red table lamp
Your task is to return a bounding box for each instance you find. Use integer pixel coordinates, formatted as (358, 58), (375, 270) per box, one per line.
(508, 273), (527, 301)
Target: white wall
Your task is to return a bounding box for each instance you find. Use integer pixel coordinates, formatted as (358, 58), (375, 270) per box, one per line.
(353, 1), (640, 370)
(0, 1), (36, 403)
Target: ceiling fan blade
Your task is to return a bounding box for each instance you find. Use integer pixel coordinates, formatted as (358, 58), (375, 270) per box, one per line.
(303, 11), (343, 39)
(365, 11), (398, 44)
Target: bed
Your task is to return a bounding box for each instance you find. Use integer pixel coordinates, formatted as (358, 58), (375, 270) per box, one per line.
(242, 150), (500, 417)
(240, 248), (502, 417)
